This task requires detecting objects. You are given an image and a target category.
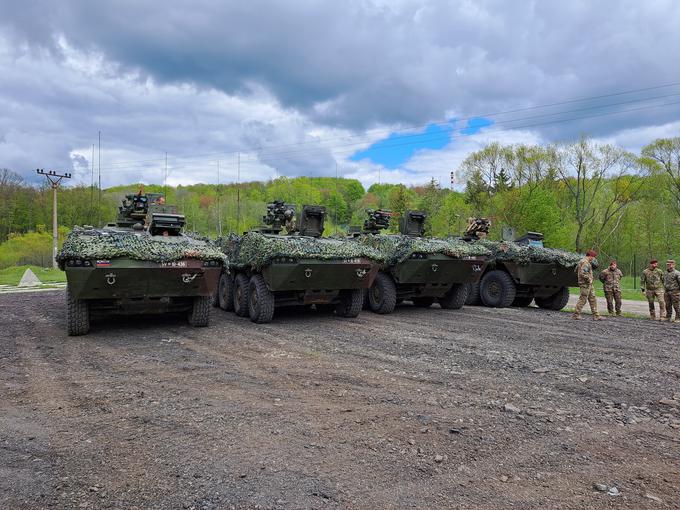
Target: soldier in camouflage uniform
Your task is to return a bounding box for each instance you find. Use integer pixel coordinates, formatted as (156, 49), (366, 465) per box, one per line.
(573, 249), (601, 320)
(663, 259), (680, 323)
(640, 259), (666, 320)
(598, 260), (623, 316)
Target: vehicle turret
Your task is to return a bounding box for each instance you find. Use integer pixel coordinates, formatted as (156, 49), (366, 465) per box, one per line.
(363, 209), (392, 234)
(399, 210), (426, 237)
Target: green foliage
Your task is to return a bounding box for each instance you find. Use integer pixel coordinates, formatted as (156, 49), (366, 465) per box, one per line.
(0, 265), (66, 285)
(2, 137), (680, 275)
(0, 229), (68, 268)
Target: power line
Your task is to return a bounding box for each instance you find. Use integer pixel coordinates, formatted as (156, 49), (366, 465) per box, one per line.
(86, 97), (680, 185)
(96, 82), (680, 170)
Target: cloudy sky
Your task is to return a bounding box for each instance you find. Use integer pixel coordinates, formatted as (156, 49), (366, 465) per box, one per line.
(1, 0), (679, 189)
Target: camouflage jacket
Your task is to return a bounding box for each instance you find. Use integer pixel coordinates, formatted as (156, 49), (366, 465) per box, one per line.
(598, 267), (623, 291)
(664, 268), (680, 293)
(576, 257), (594, 286)
(640, 267), (665, 291)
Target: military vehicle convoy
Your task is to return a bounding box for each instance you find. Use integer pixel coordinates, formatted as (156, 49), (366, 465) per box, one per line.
(461, 218), (580, 310)
(355, 210), (489, 314)
(57, 192), (225, 335)
(215, 201), (383, 323)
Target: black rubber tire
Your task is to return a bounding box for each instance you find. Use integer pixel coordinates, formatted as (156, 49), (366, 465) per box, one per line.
(336, 289), (364, 318)
(362, 288), (370, 310)
(439, 284), (469, 310)
(412, 297), (435, 308)
(465, 282), (482, 305)
(188, 296), (211, 327)
(248, 274), (275, 323)
(211, 290), (219, 308)
(367, 272), (397, 314)
(218, 272), (235, 311)
(535, 286), (570, 310)
(67, 286), (90, 336)
(480, 269), (516, 308)
(512, 296), (534, 307)
(233, 273), (250, 317)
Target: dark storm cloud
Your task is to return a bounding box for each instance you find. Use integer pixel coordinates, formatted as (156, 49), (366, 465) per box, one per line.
(4, 0), (679, 131)
(1, 0), (679, 185)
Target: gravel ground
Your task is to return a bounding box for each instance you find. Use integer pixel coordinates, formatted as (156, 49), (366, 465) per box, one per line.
(1, 290), (679, 509)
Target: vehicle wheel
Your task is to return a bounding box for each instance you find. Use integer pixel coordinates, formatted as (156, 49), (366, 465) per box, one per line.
(362, 289), (370, 310)
(67, 286), (90, 336)
(367, 272), (397, 314)
(412, 297), (435, 308)
(480, 270), (516, 308)
(439, 284), (469, 310)
(512, 296), (534, 307)
(336, 289), (363, 318)
(248, 274), (275, 323)
(188, 296), (211, 327)
(233, 273), (250, 317)
(218, 272), (235, 311)
(465, 282), (482, 305)
(211, 290), (219, 308)
(535, 287), (570, 310)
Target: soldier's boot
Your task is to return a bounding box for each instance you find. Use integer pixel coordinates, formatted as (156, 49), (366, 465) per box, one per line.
(649, 310), (656, 320)
(593, 314), (603, 321)
(572, 313), (581, 320)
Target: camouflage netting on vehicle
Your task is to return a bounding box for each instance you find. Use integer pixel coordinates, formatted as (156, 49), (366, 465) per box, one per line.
(356, 234), (491, 266)
(57, 227), (228, 266)
(475, 240), (583, 267)
(218, 232), (386, 270)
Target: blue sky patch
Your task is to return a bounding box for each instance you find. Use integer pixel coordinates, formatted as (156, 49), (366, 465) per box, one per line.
(350, 117), (493, 168)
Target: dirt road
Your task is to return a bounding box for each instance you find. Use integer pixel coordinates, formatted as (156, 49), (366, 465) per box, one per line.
(1, 290), (679, 509)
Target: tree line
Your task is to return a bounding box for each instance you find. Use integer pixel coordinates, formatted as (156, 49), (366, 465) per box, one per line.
(1, 137), (678, 273)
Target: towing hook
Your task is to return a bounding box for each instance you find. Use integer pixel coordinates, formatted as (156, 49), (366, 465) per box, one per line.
(356, 268), (368, 279)
(105, 272), (116, 285)
(181, 273), (198, 284)
(472, 264), (482, 272)
(431, 263), (439, 272)
(304, 268), (313, 278)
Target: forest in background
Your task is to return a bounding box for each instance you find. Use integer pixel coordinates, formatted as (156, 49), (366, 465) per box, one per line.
(1, 136), (679, 277)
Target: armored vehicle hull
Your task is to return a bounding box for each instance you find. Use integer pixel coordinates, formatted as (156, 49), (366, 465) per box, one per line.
(468, 261), (576, 309)
(219, 256), (379, 323)
(216, 204), (384, 323)
(368, 254), (487, 314)
(357, 211), (490, 315)
(58, 192), (225, 335)
(63, 257), (222, 335)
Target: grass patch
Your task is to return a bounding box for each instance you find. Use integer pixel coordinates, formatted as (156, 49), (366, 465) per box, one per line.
(0, 265), (66, 286)
(569, 275), (646, 301)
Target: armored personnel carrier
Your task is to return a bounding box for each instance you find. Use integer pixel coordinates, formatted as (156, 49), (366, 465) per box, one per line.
(355, 210), (489, 314)
(57, 191), (225, 335)
(461, 218), (579, 309)
(215, 201), (383, 323)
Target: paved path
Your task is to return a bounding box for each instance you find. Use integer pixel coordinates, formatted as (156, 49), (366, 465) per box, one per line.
(567, 294), (654, 317)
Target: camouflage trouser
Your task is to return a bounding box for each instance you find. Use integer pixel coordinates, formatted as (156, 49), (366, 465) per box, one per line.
(664, 291), (680, 320)
(645, 289), (666, 318)
(604, 289), (622, 315)
(575, 284), (598, 316)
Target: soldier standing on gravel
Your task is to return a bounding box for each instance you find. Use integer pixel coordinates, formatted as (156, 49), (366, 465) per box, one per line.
(663, 259), (680, 322)
(640, 259), (666, 320)
(598, 260), (623, 316)
(573, 249), (601, 321)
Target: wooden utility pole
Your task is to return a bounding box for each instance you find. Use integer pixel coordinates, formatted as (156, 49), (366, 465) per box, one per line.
(37, 169), (71, 268)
